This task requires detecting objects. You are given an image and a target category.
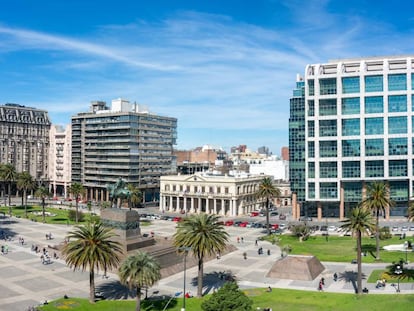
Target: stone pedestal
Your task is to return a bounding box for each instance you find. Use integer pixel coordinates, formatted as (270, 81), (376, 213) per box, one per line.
(101, 208), (154, 253)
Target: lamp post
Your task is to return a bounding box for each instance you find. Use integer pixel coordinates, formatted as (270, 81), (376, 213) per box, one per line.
(180, 246), (191, 311)
(395, 265), (402, 293)
(404, 241), (408, 264)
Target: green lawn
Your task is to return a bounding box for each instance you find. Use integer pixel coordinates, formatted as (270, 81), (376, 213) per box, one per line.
(272, 234), (414, 264)
(38, 288), (414, 311)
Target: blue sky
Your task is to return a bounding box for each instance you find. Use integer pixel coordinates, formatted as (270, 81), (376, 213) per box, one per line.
(1, 0), (414, 154)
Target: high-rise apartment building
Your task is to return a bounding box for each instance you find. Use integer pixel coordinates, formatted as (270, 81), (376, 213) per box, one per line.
(0, 103), (50, 180)
(292, 56), (414, 220)
(71, 98), (177, 205)
(49, 124), (71, 198)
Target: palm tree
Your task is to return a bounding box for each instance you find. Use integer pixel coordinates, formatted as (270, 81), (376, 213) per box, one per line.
(35, 186), (50, 223)
(0, 164), (17, 215)
(127, 184), (142, 210)
(16, 172), (36, 218)
(361, 181), (394, 260)
(62, 221), (122, 303)
(408, 201), (414, 222)
(68, 182), (86, 223)
(257, 177), (281, 235)
(340, 206), (375, 294)
(173, 213), (229, 297)
(118, 251), (161, 311)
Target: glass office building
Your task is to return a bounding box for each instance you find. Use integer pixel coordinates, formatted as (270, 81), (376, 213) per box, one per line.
(295, 56), (414, 219)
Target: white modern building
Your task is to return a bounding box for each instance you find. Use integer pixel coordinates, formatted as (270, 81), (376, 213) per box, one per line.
(160, 172), (267, 217)
(298, 55), (414, 220)
(249, 156), (289, 181)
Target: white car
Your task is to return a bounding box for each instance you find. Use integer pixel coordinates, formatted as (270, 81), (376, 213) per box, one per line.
(327, 225), (337, 232)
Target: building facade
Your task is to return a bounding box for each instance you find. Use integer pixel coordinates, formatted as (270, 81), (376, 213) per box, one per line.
(296, 55), (414, 220)
(0, 103), (50, 180)
(71, 99), (177, 205)
(160, 172), (266, 217)
(49, 124), (72, 198)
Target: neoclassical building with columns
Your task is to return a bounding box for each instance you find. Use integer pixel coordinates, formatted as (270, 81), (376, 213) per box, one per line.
(160, 173), (268, 217)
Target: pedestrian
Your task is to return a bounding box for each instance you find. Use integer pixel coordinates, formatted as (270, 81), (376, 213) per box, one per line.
(318, 280), (323, 291)
(237, 237), (240, 243)
(333, 272), (338, 282)
(321, 277), (325, 286)
(255, 239), (258, 246)
(241, 237), (244, 243)
(216, 252), (220, 260)
(267, 249), (271, 256)
(4, 244), (8, 254)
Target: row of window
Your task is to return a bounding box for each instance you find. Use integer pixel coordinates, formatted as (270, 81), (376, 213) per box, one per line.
(308, 95), (414, 116)
(308, 116), (411, 137)
(307, 159), (412, 178)
(308, 73), (412, 96)
(308, 137), (414, 157)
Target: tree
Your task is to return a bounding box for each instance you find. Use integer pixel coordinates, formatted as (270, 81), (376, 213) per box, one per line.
(62, 221), (122, 303)
(35, 186), (50, 223)
(361, 181), (394, 260)
(0, 164), (17, 215)
(408, 201), (414, 222)
(173, 213), (229, 297)
(290, 223), (311, 242)
(68, 182), (86, 223)
(16, 171), (36, 218)
(118, 251), (161, 311)
(340, 207), (375, 294)
(201, 282), (253, 311)
(127, 184), (142, 210)
(257, 177), (281, 235)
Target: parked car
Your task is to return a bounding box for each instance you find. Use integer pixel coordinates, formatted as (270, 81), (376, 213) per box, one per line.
(270, 211), (279, 216)
(279, 214), (287, 220)
(327, 225), (337, 232)
(409, 226), (414, 231)
(401, 226), (408, 232)
(249, 211), (260, 217)
(172, 216), (182, 222)
(299, 216), (312, 221)
(392, 226), (399, 232)
(239, 221), (249, 227)
(225, 220), (234, 226)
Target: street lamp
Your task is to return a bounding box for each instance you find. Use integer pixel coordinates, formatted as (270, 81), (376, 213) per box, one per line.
(404, 241), (408, 264)
(395, 265), (402, 293)
(179, 246), (191, 311)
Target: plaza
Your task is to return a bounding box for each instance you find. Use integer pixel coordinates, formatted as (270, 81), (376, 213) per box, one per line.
(0, 212), (413, 310)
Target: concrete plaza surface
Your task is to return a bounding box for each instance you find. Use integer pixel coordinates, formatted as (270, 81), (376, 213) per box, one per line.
(0, 214), (413, 311)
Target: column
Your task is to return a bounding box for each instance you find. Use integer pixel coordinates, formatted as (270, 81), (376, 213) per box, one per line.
(190, 197), (195, 213)
(206, 198), (210, 214)
(291, 193), (297, 220)
(213, 199), (217, 215)
(317, 202), (322, 221)
(184, 196), (187, 214)
(339, 184), (345, 220)
(221, 199), (225, 216)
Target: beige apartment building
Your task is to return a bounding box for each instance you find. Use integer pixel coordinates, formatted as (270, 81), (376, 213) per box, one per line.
(160, 172), (267, 217)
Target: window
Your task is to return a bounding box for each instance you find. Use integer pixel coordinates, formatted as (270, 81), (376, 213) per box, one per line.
(389, 137), (407, 155)
(308, 121), (314, 137)
(320, 182), (337, 199)
(342, 139), (360, 157)
(308, 162), (315, 178)
(319, 99), (337, 116)
(319, 120), (337, 136)
(342, 77), (360, 94)
(319, 162), (337, 178)
(389, 160), (407, 177)
(388, 95), (407, 113)
(342, 161), (360, 178)
(365, 117), (383, 135)
(365, 75), (383, 92)
(319, 141), (337, 157)
(308, 141), (315, 157)
(319, 78), (337, 95)
(365, 139), (384, 156)
(388, 116), (407, 134)
(308, 80), (315, 96)
(388, 74), (406, 91)
(308, 182), (315, 198)
(342, 97), (360, 115)
(365, 160), (384, 177)
(342, 118), (360, 136)
(343, 182), (362, 202)
(365, 96), (383, 113)
(308, 100), (314, 116)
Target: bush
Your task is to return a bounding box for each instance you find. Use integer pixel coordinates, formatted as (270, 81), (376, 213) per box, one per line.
(379, 227), (392, 240)
(201, 282), (253, 311)
(68, 210), (84, 222)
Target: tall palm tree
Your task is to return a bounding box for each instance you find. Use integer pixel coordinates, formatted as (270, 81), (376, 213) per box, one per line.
(340, 207), (375, 294)
(257, 177), (281, 235)
(35, 186), (50, 223)
(127, 184), (142, 210)
(173, 213), (229, 297)
(62, 221), (122, 303)
(408, 201), (414, 222)
(68, 182), (86, 223)
(361, 181), (394, 260)
(118, 251), (161, 311)
(0, 164), (17, 215)
(16, 171), (36, 218)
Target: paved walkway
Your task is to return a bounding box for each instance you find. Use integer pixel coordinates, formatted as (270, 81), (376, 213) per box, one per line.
(0, 214), (413, 311)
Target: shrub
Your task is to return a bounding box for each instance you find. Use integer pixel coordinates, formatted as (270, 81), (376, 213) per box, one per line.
(201, 282), (253, 311)
(68, 210), (84, 222)
(379, 226), (392, 240)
